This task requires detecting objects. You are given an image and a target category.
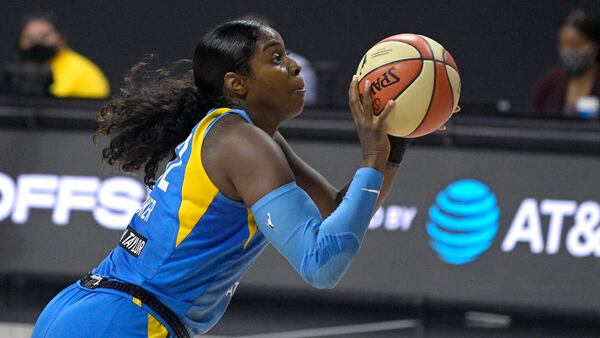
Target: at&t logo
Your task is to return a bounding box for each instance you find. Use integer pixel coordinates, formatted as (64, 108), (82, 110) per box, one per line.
(427, 179), (500, 265)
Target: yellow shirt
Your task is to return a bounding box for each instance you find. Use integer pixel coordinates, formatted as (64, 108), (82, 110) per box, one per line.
(50, 48), (110, 99)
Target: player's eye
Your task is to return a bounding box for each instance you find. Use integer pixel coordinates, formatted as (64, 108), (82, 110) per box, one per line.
(272, 52), (282, 65)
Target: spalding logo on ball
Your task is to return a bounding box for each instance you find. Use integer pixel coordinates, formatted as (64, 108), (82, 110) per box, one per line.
(356, 34), (461, 138)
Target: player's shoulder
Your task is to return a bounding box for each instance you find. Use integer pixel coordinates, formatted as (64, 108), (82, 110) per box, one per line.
(203, 113), (286, 165)
(202, 112), (294, 199)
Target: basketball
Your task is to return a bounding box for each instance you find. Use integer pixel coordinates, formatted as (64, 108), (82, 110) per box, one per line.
(356, 34), (461, 138)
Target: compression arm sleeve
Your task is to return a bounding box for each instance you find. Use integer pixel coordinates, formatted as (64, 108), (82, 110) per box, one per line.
(250, 167), (383, 289)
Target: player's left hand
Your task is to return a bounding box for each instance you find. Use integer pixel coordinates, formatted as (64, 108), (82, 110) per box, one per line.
(438, 105), (461, 131)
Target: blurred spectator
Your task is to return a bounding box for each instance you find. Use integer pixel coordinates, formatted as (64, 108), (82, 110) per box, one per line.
(3, 11), (110, 98)
(531, 9), (600, 119)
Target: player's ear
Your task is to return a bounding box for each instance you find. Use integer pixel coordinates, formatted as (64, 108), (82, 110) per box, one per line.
(224, 72), (248, 97)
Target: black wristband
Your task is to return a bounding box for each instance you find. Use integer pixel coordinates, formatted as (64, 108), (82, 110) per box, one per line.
(387, 135), (413, 165)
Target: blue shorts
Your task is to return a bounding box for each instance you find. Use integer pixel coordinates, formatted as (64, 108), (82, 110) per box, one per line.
(32, 282), (175, 338)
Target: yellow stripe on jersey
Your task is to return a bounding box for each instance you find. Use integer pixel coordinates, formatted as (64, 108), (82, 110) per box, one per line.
(244, 211), (258, 250)
(132, 297), (142, 307)
(176, 108), (232, 247)
(147, 313), (168, 338)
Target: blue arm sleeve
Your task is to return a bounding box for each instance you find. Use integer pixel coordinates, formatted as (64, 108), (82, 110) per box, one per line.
(250, 167), (384, 289)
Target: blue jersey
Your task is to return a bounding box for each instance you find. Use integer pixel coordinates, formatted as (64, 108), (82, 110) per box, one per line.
(94, 108), (269, 335)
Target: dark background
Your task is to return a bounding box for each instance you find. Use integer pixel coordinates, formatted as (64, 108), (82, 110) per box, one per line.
(1, 0), (599, 110)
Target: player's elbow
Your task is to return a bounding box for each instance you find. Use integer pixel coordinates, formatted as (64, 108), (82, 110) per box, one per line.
(306, 275), (339, 290)
(300, 233), (360, 289)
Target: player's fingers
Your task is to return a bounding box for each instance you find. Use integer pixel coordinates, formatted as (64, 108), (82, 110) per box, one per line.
(348, 75), (362, 122)
(361, 80), (374, 120)
(348, 75), (358, 104)
(375, 100), (395, 125)
(348, 75), (362, 123)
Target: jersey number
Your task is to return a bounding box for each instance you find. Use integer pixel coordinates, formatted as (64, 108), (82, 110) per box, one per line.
(156, 133), (193, 192)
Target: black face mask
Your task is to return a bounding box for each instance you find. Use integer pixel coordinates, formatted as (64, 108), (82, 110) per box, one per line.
(19, 44), (57, 63)
(559, 49), (592, 75)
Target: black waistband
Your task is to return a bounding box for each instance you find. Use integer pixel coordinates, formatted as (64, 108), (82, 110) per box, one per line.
(80, 273), (190, 338)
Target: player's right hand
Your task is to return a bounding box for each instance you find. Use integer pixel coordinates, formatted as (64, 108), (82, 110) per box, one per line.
(348, 75), (395, 173)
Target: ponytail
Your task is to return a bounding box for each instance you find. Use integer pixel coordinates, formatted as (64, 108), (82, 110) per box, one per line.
(96, 57), (214, 188)
(96, 20), (271, 188)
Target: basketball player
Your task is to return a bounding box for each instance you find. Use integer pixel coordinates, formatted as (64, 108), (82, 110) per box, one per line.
(32, 19), (412, 337)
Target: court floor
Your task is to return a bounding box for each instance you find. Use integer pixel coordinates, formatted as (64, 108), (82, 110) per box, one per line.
(2, 277), (599, 338)
(0, 319), (419, 338)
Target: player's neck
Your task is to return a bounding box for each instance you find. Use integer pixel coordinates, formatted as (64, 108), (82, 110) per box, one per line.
(245, 106), (284, 137)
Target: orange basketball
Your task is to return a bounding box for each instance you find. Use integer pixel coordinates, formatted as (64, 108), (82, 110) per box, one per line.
(356, 34), (461, 138)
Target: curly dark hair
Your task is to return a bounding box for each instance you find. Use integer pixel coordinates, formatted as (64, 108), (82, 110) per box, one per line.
(96, 19), (270, 188)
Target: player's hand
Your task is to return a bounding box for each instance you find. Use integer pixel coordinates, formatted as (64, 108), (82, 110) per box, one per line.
(438, 105), (460, 131)
(348, 75), (394, 173)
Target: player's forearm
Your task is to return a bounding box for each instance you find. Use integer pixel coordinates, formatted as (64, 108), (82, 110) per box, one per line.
(273, 132), (339, 215)
(336, 162), (400, 211)
(273, 132), (400, 216)
(251, 168), (384, 289)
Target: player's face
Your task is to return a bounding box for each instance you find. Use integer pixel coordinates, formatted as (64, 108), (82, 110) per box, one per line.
(244, 29), (305, 121)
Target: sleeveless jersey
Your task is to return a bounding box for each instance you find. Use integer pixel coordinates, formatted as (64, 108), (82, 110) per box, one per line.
(94, 108), (269, 335)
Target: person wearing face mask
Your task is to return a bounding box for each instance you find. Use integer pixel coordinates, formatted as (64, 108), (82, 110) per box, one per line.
(531, 9), (600, 119)
(12, 11), (110, 99)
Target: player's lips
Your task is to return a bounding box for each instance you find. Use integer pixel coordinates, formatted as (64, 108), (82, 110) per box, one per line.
(291, 78), (305, 95)
(292, 87), (306, 95)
